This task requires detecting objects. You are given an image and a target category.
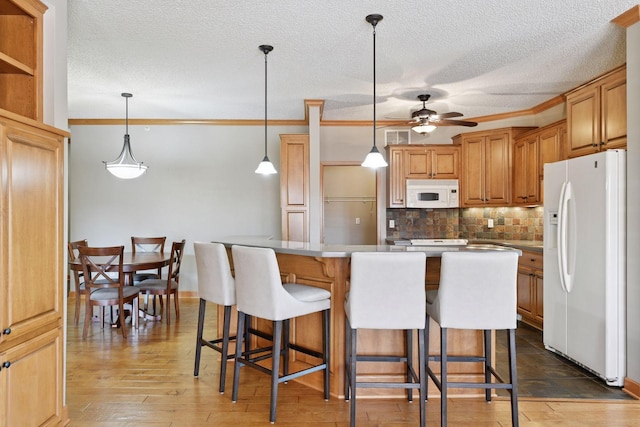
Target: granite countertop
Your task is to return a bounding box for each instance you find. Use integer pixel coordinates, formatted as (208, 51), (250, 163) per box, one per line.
(215, 236), (523, 257)
(470, 239), (543, 253)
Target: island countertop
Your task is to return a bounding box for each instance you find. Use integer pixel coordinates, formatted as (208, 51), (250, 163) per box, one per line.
(214, 236), (522, 257)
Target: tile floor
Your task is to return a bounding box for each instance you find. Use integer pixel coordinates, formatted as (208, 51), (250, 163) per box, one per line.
(495, 323), (635, 400)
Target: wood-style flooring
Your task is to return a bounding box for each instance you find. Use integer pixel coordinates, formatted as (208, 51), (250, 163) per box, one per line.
(66, 298), (640, 426)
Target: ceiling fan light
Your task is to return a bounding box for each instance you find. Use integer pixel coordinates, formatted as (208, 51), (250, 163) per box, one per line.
(412, 123), (437, 134)
(361, 145), (388, 168)
(255, 155), (277, 175)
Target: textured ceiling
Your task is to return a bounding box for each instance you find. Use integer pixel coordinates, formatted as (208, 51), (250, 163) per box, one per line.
(67, 1), (635, 122)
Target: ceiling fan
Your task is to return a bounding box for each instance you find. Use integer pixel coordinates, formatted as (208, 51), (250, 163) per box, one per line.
(398, 94), (478, 134)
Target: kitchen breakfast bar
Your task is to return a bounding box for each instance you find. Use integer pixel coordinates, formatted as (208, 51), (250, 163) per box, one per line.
(216, 236), (521, 399)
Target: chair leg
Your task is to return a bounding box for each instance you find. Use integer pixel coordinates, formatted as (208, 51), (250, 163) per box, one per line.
(508, 328), (519, 427)
(194, 298), (206, 377)
(165, 294), (171, 326)
(406, 329), (413, 402)
(173, 290), (180, 319)
(440, 327), (448, 427)
(231, 312), (246, 403)
(323, 308), (330, 401)
(83, 300), (92, 340)
(484, 329), (492, 402)
(344, 317), (351, 402)
(424, 315), (430, 402)
(349, 325), (358, 427)
(418, 327), (426, 427)
(74, 290), (81, 325)
(219, 305), (232, 394)
(133, 297), (139, 329)
(119, 300), (127, 339)
(282, 319), (290, 379)
(270, 320), (283, 423)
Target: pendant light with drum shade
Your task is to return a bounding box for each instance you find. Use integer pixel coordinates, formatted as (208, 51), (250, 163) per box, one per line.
(103, 93), (148, 179)
(361, 14), (387, 169)
(255, 44), (277, 175)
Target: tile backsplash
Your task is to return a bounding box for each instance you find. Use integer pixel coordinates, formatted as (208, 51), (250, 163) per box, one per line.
(386, 207), (544, 241)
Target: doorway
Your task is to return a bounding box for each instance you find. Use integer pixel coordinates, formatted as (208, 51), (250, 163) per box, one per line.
(322, 165), (377, 245)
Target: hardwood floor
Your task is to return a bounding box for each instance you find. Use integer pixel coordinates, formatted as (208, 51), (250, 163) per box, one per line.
(66, 297), (640, 426)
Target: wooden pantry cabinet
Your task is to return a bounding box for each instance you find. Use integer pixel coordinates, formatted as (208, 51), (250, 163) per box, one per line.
(0, 113), (66, 427)
(565, 66), (626, 158)
(385, 144), (460, 208)
(513, 120), (565, 206)
(455, 127), (534, 207)
(517, 250), (544, 330)
(0, 0), (68, 425)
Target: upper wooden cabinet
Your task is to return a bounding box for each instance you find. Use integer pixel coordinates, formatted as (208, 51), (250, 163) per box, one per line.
(0, 0), (47, 121)
(385, 144), (460, 208)
(512, 120), (565, 206)
(455, 127), (534, 207)
(566, 66), (626, 158)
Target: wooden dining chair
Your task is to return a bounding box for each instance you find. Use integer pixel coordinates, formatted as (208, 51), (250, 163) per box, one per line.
(135, 240), (186, 325)
(68, 239), (89, 325)
(78, 245), (139, 339)
(130, 236), (166, 283)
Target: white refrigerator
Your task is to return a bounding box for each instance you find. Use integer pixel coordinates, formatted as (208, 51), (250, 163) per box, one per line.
(543, 149), (626, 386)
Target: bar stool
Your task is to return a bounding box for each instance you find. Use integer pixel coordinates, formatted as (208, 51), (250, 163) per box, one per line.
(345, 252), (427, 427)
(425, 251), (520, 427)
(193, 241), (239, 394)
(230, 245), (331, 424)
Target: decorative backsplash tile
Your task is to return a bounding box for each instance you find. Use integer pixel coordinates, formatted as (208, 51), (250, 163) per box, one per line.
(386, 207), (544, 241)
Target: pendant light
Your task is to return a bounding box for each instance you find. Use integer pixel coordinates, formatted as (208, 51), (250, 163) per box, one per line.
(255, 44), (277, 175)
(361, 14), (388, 169)
(103, 93), (148, 179)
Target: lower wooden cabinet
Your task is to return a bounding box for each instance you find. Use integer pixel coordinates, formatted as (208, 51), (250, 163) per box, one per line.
(517, 250), (543, 330)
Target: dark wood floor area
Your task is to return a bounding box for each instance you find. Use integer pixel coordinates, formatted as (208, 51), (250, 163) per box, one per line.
(66, 297), (640, 426)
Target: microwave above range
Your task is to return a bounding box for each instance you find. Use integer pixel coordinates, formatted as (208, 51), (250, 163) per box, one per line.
(406, 179), (459, 208)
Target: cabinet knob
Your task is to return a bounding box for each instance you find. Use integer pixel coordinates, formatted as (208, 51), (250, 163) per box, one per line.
(1, 361), (10, 369)
(2, 328), (9, 335)
(592, 143), (598, 147)
(600, 141), (605, 146)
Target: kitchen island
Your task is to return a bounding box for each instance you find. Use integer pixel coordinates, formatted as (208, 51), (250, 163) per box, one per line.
(215, 236), (520, 399)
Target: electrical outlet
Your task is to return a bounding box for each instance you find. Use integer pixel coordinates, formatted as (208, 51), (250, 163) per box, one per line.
(355, 217), (360, 225)
(389, 220), (395, 228)
(488, 219), (494, 228)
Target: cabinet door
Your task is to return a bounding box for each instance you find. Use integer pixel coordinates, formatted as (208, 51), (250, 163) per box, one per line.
(0, 328), (63, 427)
(513, 138), (527, 204)
(601, 69), (626, 150)
(534, 272), (544, 327)
(0, 122), (63, 346)
(484, 133), (511, 205)
(539, 123), (564, 203)
(404, 147), (431, 178)
(461, 136), (485, 206)
(386, 146), (405, 207)
(567, 86), (599, 158)
(517, 266), (535, 320)
(431, 146), (459, 179)
(280, 134), (309, 242)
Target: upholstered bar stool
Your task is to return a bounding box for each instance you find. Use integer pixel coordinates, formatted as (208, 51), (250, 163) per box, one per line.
(425, 251), (520, 427)
(230, 245), (331, 424)
(193, 242), (239, 393)
(345, 252), (427, 427)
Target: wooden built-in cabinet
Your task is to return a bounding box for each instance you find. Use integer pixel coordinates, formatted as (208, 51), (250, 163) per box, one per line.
(517, 250), (543, 330)
(385, 144), (460, 208)
(280, 134), (310, 242)
(0, 0), (46, 121)
(566, 65), (626, 158)
(0, 113), (67, 426)
(454, 127), (534, 207)
(513, 120), (566, 206)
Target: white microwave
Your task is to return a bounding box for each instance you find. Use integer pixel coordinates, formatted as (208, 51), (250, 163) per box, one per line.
(406, 179), (459, 208)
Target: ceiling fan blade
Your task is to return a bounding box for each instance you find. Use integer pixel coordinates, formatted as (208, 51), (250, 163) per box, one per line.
(433, 119), (478, 127)
(429, 112), (463, 119)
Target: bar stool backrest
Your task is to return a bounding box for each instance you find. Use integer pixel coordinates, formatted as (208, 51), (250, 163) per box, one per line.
(434, 251), (519, 330)
(348, 252), (426, 330)
(194, 242), (236, 306)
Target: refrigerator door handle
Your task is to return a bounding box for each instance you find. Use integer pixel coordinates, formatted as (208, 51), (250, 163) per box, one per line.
(558, 181), (574, 293)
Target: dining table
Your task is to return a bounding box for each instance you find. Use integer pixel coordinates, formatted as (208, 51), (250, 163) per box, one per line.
(68, 251), (172, 321)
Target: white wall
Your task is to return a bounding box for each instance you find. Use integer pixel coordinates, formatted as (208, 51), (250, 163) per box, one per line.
(625, 21), (640, 385)
(69, 124), (306, 292)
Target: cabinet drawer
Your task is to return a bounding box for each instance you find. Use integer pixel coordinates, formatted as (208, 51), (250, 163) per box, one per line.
(519, 250), (542, 269)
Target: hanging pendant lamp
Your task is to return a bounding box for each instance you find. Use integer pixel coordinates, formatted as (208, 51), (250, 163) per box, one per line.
(361, 14), (388, 169)
(255, 44), (277, 175)
(103, 93), (148, 179)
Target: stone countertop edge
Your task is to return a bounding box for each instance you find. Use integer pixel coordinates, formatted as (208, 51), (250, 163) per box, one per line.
(214, 236), (523, 257)
(470, 239), (543, 253)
